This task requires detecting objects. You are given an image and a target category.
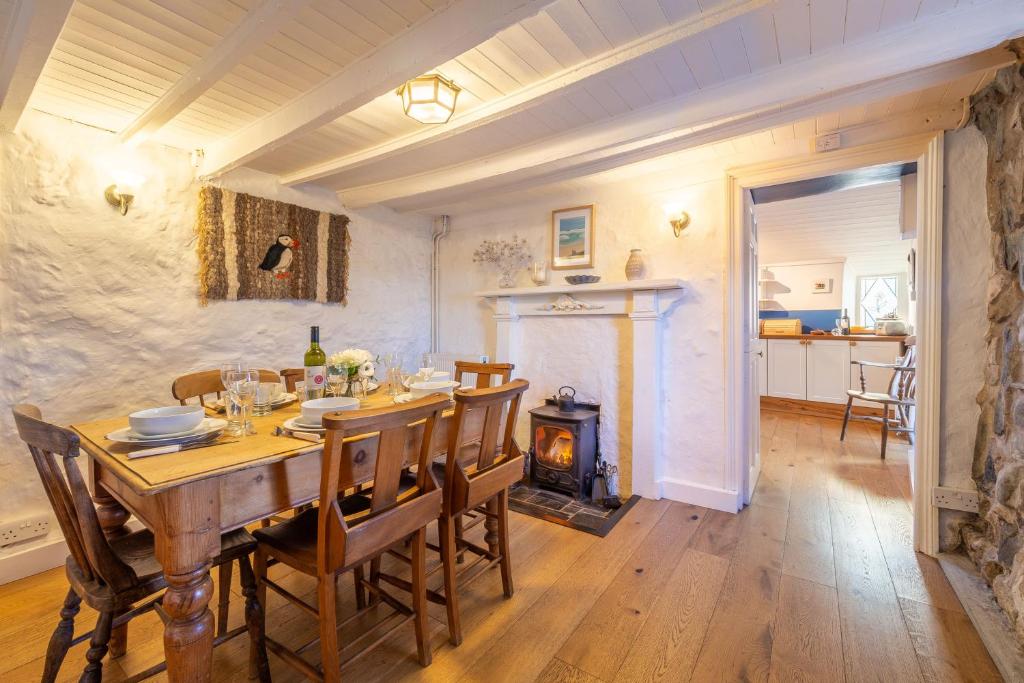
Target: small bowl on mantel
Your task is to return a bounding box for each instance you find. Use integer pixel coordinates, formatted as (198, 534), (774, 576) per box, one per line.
(565, 275), (601, 285)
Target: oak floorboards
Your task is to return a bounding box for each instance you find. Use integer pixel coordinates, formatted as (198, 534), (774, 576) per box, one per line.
(0, 411), (999, 682)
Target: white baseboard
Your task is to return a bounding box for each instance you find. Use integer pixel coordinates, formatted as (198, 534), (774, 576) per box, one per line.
(659, 477), (741, 513)
(0, 535), (68, 585)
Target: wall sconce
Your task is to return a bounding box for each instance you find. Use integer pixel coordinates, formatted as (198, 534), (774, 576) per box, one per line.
(668, 210), (690, 237)
(105, 171), (143, 215)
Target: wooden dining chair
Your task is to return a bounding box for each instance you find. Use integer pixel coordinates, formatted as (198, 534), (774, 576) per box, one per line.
(379, 379), (528, 646)
(841, 337), (917, 458)
(171, 368), (281, 406)
(12, 405), (270, 683)
(252, 395), (448, 682)
(453, 360), (514, 389)
(279, 368), (305, 393)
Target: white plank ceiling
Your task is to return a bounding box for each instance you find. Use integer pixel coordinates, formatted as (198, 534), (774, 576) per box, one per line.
(5, 0), (1023, 211)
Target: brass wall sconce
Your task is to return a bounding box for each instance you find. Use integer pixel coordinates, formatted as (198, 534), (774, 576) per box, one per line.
(668, 211), (690, 237)
(104, 184), (134, 215)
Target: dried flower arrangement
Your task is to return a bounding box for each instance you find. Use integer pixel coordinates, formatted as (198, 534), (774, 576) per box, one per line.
(473, 235), (532, 288)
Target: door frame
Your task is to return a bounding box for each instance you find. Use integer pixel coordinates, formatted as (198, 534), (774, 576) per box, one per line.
(724, 132), (944, 555)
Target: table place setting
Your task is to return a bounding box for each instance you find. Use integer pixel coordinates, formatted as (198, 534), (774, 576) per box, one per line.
(393, 367), (460, 404)
(105, 406), (229, 449)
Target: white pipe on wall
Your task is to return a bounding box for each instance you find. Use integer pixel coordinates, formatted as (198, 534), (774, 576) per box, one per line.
(430, 215), (450, 352)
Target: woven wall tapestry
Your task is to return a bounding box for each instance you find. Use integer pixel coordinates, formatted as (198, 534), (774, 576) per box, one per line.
(196, 186), (350, 305)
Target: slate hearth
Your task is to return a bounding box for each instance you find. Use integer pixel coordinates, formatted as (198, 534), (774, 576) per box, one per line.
(509, 483), (640, 537)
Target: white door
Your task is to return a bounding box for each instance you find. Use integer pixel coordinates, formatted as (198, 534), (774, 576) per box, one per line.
(806, 339), (851, 403)
(758, 339), (768, 396)
(767, 339), (807, 400)
(744, 193), (762, 504)
(850, 341), (901, 405)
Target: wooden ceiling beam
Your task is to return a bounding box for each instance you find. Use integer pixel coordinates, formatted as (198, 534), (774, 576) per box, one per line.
(117, 0), (313, 145)
(279, 0), (772, 187)
(334, 1), (1019, 211)
(0, 0), (73, 132)
(199, 0), (556, 178)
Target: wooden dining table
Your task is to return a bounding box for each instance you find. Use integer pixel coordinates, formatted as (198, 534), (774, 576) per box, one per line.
(71, 390), (485, 682)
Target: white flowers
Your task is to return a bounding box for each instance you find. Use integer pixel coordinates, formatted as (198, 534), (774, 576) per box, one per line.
(357, 361), (376, 379)
(328, 348), (373, 368)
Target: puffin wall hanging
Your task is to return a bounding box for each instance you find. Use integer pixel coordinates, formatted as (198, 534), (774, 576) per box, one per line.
(196, 186), (350, 305)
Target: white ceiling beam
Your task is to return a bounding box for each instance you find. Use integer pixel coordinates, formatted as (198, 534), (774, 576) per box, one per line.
(336, 0), (1020, 210)
(200, 0), (556, 177)
(0, 0), (73, 131)
(280, 0), (772, 187)
(118, 0), (312, 145)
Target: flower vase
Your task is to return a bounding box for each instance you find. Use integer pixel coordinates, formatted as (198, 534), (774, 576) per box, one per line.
(625, 249), (646, 280)
(498, 268), (518, 288)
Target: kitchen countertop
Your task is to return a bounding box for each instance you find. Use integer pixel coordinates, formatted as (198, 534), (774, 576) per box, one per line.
(760, 333), (908, 342)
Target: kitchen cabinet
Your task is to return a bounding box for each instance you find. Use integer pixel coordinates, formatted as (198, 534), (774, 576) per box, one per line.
(850, 340), (900, 405)
(806, 339), (851, 403)
(767, 339), (806, 400)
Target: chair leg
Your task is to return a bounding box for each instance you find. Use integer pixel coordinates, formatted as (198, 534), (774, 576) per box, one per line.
(368, 557), (382, 607)
(80, 609), (114, 682)
(484, 498), (500, 560)
(237, 556), (270, 683)
(318, 573), (342, 683)
(109, 617), (128, 659)
(438, 515), (462, 646)
(411, 528), (432, 667)
(454, 514), (465, 564)
(217, 560), (233, 637)
(249, 548), (268, 680)
(881, 417), (889, 460)
(42, 588), (81, 683)
(353, 564), (367, 610)
(840, 397), (853, 441)
(496, 490), (514, 599)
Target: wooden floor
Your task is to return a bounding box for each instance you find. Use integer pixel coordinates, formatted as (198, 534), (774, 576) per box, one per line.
(0, 412), (1002, 682)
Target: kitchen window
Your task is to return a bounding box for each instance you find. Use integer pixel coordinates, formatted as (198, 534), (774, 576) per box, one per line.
(856, 273), (908, 327)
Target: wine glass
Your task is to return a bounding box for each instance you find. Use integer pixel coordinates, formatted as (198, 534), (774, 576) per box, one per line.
(220, 361), (243, 389)
(226, 369), (260, 437)
(220, 361), (244, 433)
(326, 370), (347, 398)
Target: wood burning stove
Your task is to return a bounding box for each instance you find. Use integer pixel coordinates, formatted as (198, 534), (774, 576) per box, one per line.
(528, 400), (599, 500)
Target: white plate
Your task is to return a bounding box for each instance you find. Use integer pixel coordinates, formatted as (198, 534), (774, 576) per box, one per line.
(393, 393), (415, 404)
(107, 418), (228, 445)
(282, 416), (326, 433)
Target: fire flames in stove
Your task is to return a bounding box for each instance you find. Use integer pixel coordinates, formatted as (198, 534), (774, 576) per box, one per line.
(536, 427), (573, 470)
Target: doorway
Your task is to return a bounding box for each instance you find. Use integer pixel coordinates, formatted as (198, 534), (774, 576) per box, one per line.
(725, 133), (945, 554)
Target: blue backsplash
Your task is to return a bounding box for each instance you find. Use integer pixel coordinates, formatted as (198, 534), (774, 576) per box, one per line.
(760, 309), (842, 334)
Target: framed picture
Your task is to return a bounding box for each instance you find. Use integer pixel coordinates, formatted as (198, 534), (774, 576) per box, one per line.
(811, 278), (833, 294)
(551, 205), (595, 270)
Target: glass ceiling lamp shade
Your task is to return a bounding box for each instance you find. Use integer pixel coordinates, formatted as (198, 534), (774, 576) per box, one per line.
(397, 74), (461, 124)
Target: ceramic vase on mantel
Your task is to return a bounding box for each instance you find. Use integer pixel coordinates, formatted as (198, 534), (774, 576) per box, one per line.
(625, 249), (646, 281)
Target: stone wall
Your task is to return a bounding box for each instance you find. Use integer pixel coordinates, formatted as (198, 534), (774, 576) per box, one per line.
(960, 41), (1024, 640)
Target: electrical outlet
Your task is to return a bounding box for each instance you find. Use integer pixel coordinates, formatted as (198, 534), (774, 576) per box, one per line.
(932, 486), (980, 513)
(0, 513), (51, 548)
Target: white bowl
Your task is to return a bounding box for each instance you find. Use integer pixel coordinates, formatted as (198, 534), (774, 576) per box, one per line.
(300, 397), (360, 426)
(409, 380), (461, 399)
(128, 405), (205, 436)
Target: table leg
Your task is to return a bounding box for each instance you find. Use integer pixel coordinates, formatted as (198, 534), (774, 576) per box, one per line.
(91, 480), (131, 657)
(154, 481), (220, 682)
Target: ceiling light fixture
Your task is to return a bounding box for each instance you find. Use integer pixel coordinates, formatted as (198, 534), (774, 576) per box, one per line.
(396, 73), (461, 124)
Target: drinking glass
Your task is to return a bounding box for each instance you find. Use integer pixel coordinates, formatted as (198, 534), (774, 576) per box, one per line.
(326, 369), (347, 398)
(220, 361), (244, 433)
(226, 370), (260, 437)
(253, 382), (278, 416)
(379, 352), (401, 394)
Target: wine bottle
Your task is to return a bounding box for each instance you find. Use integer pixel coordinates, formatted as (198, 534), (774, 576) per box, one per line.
(303, 326), (327, 398)
(840, 308), (851, 335)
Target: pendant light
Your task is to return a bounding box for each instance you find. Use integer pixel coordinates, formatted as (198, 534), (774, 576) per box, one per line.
(396, 74), (461, 124)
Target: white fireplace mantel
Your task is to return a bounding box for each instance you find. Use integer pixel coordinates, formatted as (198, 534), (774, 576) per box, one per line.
(475, 278), (685, 500)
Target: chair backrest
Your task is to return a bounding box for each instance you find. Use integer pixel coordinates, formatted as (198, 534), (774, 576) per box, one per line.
(279, 368), (305, 393)
(317, 395), (449, 571)
(892, 339), (917, 401)
(11, 405), (137, 592)
(453, 361), (514, 389)
(443, 379), (529, 513)
(172, 368), (281, 406)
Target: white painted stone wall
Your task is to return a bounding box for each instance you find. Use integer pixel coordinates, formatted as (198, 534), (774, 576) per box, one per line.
(939, 125), (994, 543)
(439, 178), (727, 499)
(0, 111), (432, 570)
